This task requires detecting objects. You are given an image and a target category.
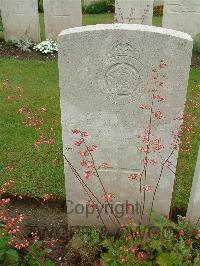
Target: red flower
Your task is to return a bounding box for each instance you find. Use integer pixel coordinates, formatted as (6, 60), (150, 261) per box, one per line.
(185, 239), (191, 246)
(101, 163), (109, 169)
(136, 251), (148, 261)
(128, 173), (141, 180)
(101, 193), (115, 202)
(87, 200), (96, 209)
(81, 131), (89, 137)
(142, 158), (157, 166)
(80, 160), (87, 166)
(153, 94), (165, 102)
(178, 229), (184, 237)
(79, 150), (89, 157)
(142, 185), (152, 192)
(139, 104), (147, 109)
(88, 145), (97, 152)
(71, 128), (79, 134)
(74, 140), (83, 146)
(80, 160), (94, 168)
(152, 111), (163, 119)
(155, 81), (164, 87)
(195, 234), (200, 240)
(152, 140), (165, 152)
(159, 60), (167, 68)
(138, 147), (150, 154)
(84, 170), (94, 179)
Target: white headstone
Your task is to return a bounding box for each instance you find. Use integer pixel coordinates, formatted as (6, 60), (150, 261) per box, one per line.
(1, 0), (40, 42)
(58, 24), (192, 231)
(43, 0), (82, 40)
(187, 148), (200, 226)
(163, 0), (200, 38)
(115, 0), (154, 25)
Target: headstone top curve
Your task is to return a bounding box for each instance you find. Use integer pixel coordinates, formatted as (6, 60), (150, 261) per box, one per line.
(59, 23), (193, 41)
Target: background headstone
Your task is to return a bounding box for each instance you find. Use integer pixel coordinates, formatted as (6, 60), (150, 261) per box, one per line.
(1, 0), (40, 42)
(43, 0), (82, 40)
(163, 0), (200, 38)
(187, 148), (200, 226)
(115, 0), (154, 25)
(58, 24), (192, 231)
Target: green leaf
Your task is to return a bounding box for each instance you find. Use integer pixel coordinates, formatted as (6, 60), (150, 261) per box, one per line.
(0, 237), (9, 249)
(6, 248), (19, 264)
(150, 239), (162, 252)
(23, 253), (37, 266)
(150, 211), (167, 230)
(45, 259), (55, 266)
(30, 241), (43, 259)
(102, 253), (117, 264)
(157, 253), (178, 266)
(0, 249), (5, 262)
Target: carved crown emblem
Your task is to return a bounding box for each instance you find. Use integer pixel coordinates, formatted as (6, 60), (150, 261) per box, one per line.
(112, 41), (134, 57)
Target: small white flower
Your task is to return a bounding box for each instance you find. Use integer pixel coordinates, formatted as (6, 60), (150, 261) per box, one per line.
(33, 39), (58, 54)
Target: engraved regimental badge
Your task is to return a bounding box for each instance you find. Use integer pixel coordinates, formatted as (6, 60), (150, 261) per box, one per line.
(101, 40), (145, 105)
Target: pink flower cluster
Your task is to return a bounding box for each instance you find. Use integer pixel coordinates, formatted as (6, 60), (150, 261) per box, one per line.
(71, 128), (109, 180)
(0, 182), (40, 251)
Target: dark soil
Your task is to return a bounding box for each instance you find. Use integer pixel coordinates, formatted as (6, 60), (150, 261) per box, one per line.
(191, 53), (200, 68)
(0, 41), (200, 68)
(6, 195), (103, 265)
(7, 195), (68, 265)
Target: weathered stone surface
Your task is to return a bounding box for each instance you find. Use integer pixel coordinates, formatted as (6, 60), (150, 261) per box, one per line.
(163, 0), (200, 38)
(1, 0), (40, 42)
(187, 148), (200, 225)
(115, 0), (154, 25)
(58, 24), (192, 231)
(43, 0), (82, 40)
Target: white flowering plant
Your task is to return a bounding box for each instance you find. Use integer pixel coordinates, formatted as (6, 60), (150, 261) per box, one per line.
(33, 39), (58, 54)
(12, 36), (33, 52)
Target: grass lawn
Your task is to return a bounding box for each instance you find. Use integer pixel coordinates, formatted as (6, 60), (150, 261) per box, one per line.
(0, 60), (65, 197)
(173, 69), (200, 209)
(0, 13), (199, 211)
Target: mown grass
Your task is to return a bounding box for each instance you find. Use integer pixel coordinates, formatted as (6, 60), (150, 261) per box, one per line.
(0, 59), (65, 197)
(173, 69), (200, 209)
